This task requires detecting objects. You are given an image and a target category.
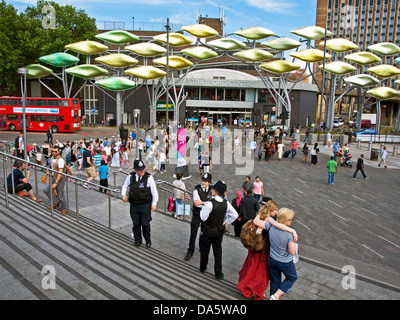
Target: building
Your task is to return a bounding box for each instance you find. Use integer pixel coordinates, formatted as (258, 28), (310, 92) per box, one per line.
(98, 14), (319, 128)
(315, 0), (400, 126)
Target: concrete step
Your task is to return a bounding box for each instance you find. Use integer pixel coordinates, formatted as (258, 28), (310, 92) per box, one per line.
(0, 189), (242, 300)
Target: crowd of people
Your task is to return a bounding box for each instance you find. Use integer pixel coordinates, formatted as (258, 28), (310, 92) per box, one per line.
(7, 121), (389, 301)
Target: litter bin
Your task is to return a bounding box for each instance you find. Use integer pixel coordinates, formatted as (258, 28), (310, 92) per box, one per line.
(119, 128), (128, 140)
(346, 132), (352, 143)
(109, 119), (116, 127)
(370, 148), (379, 160)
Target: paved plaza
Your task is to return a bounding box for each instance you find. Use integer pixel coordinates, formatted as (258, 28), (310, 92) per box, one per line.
(1, 126), (400, 300)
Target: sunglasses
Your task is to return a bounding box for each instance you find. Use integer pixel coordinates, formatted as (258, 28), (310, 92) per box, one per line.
(51, 150), (58, 153)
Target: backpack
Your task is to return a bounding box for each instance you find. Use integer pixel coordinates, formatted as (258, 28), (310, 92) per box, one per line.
(240, 219), (266, 252)
(14, 136), (20, 148)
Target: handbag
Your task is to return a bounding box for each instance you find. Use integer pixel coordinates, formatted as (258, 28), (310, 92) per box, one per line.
(168, 197), (175, 212)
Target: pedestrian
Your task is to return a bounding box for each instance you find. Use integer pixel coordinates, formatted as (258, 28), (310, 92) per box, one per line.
(304, 128), (310, 143)
(173, 172), (190, 219)
(82, 141), (96, 189)
(15, 131), (24, 160)
(202, 152), (212, 173)
(291, 139), (298, 159)
(353, 154), (369, 180)
(302, 143), (309, 163)
(98, 160), (109, 193)
(239, 188), (260, 225)
(238, 201), (297, 300)
(64, 143), (73, 167)
(333, 140), (340, 161)
(257, 144), (263, 161)
(138, 139), (144, 160)
(277, 140), (285, 161)
(185, 173), (212, 261)
(110, 144), (120, 169)
(6, 161), (42, 201)
(121, 148), (132, 170)
(325, 130), (332, 148)
(253, 176), (264, 202)
(264, 140), (271, 161)
(327, 156), (337, 185)
(94, 150), (102, 171)
(242, 176), (252, 195)
(158, 149), (166, 173)
(43, 146), (68, 215)
(232, 191), (243, 237)
(121, 159), (159, 248)
(199, 180), (238, 280)
(198, 152), (204, 175)
(310, 142), (319, 166)
(41, 141), (50, 165)
(254, 208), (298, 300)
(378, 146), (388, 168)
(46, 126), (53, 144)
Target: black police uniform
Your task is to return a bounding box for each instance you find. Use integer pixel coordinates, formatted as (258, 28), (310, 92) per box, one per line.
(186, 184), (212, 257)
(199, 199), (227, 279)
(128, 172), (153, 246)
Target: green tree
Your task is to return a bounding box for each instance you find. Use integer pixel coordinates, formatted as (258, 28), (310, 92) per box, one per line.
(0, 0), (97, 95)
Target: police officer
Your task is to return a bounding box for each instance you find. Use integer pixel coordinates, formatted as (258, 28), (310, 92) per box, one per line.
(184, 172), (212, 261)
(199, 180), (238, 280)
(122, 159), (158, 248)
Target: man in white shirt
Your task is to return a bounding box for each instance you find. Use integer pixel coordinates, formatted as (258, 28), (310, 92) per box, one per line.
(122, 159), (159, 248)
(199, 180), (238, 280)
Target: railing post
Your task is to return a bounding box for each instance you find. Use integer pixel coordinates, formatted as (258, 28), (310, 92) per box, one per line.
(108, 191), (112, 229)
(3, 155), (9, 207)
(75, 177), (79, 223)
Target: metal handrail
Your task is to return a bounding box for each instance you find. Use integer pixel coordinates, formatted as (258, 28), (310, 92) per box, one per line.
(0, 150), (120, 228)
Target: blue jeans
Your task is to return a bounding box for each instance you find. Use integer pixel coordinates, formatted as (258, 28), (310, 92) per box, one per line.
(328, 172), (335, 185)
(291, 149), (297, 159)
(268, 256), (298, 295)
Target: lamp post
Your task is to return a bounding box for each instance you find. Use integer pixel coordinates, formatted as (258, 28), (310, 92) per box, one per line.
(18, 68), (28, 174)
(133, 109), (141, 159)
(165, 18), (171, 128)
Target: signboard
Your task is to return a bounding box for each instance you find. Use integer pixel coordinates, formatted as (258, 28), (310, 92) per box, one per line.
(13, 107), (59, 114)
(177, 128), (187, 167)
(156, 103), (174, 111)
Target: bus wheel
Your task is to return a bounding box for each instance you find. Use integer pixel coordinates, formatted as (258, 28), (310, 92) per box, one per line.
(9, 124), (16, 131)
(52, 125), (59, 133)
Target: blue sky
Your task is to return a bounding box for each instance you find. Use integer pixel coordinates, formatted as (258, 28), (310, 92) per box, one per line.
(10, 0), (318, 39)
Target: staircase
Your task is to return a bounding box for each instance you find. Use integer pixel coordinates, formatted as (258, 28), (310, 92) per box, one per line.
(0, 188), (242, 300)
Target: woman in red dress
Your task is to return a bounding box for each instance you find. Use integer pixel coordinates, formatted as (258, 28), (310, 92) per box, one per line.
(237, 200), (297, 300)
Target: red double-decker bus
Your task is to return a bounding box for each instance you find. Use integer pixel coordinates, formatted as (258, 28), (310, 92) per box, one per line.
(0, 97), (81, 133)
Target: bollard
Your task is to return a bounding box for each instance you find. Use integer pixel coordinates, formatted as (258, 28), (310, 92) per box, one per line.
(394, 145), (398, 157)
(368, 141), (372, 151)
(380, 143), (384, 154)
(357, 139), (361, 149)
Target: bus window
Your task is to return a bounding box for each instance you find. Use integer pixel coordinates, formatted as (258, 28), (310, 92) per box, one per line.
(72, 99), (79, 105)
(7, 100), (18, 106)
(7, 114), (18, 121)
(48, 115), (59, 122)
(28, 99), (35, 106)
(36, 99), (47, 106)
(60, 116), (64, 121)
(30, 115), (36, 121)
(48, 100), (59, 106)
(36, 115), (47, 122)
(60, 100), (69, 107)
(0, 99), (7, 105)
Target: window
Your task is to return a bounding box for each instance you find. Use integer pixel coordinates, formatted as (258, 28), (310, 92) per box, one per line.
(36, 99), (47, 106)
(7, 100), (18, 106)
(47, 100), (59, 106)
(60, 100), (69, 107)
(36, 115), (47, 122)
(0, 99), (7, 105)
(72, 99), (79, 105)
(48, 115), (59, 122)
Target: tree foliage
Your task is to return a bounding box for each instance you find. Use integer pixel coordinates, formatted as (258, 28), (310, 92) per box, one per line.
(0, 0), (97, 95)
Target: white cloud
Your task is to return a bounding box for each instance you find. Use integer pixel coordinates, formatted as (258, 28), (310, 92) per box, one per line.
(244, 0), (299, 14)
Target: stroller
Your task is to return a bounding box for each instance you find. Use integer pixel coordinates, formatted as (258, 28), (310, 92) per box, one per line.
(341, 152), (352, 168)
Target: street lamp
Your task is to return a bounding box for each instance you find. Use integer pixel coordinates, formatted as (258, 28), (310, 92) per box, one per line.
(133, 108), (141, 159)
(18, 67), (28, 174)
